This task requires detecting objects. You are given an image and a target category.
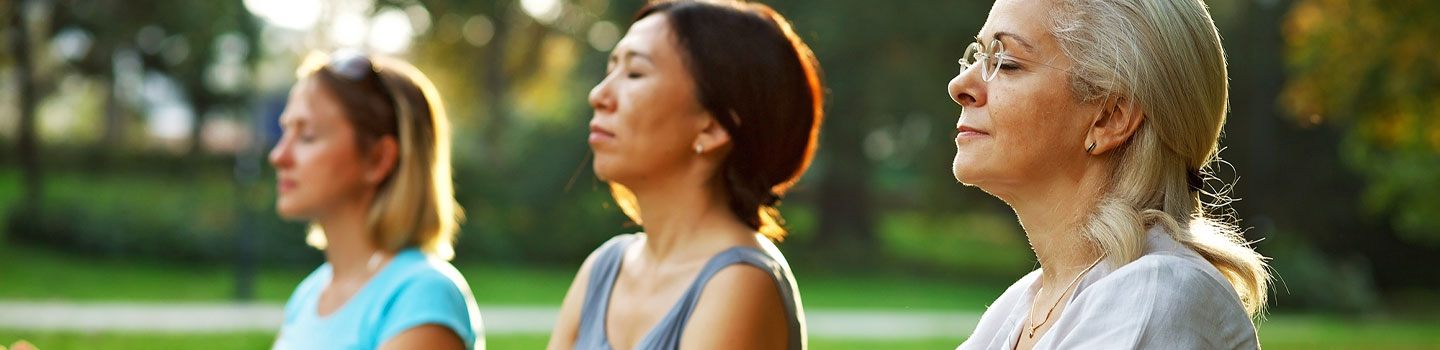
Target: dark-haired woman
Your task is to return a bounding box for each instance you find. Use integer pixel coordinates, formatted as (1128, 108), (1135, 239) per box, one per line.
(546, 1), (823, 349)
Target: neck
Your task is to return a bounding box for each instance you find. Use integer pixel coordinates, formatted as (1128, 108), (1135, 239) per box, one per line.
(1006, 163), (1108, 288)
(317, 198), (390, 283)
(625, 170), (751, 264)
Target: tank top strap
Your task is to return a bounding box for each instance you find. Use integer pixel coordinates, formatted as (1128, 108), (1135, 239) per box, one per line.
(575, 234), (639, 349)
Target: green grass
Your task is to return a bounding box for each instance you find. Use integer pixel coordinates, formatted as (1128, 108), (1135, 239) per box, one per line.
(0, 165), (1017, 311)
(0, 243), (1001, 310)
(878, 211), (1035, 278)
(1257, 315), (1440, 349)
(3, 236), (1439, 349)
(0, 331), (968, 350)
(7, 317), (1440, 350)
(797, 270), (1003, 311)
(0, 331), (275, 350)
(0, 244), (309, 302)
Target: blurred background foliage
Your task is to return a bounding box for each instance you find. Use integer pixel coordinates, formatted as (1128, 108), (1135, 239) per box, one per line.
(1, 0), (1438, 329)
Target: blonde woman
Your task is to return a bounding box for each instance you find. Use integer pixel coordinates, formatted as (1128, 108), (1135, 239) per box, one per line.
(947, 0), (1269, 348)
(269, 51), (480, 350)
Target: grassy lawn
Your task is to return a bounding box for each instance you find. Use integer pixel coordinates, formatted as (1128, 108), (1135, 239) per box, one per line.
(0, 243), (1002, 311)
(1257, 315), (1440, 349)
(4, 169), (1439, 348)
(5, 318), (1440, 350)
(0, 331), (967, 350)
(0, 166), (1011, 311)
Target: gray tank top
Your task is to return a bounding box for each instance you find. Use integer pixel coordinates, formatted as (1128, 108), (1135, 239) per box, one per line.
(574, 234), (805, 350)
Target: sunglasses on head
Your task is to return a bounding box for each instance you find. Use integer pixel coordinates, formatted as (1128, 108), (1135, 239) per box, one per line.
(323, 49), (403, 130)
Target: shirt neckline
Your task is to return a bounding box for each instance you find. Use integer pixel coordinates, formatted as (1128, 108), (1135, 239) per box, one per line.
(311, 248), (421, 321)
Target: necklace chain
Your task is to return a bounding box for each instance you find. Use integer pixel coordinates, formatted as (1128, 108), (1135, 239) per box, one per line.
(366, 251), (384, 272)
(1025, 256), (1104, 339)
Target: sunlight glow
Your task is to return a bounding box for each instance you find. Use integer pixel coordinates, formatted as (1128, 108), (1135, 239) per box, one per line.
(243, 0), (322, 31)
(521, 0), (563, 25)
(463, 15), (495, 47)
(587, 21), (619, 51)
(329, 13), (369, 48)
(370, 8), (416, 53)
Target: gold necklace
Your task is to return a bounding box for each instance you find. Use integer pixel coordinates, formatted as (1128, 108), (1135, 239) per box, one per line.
(1025, 256), (1103, 338)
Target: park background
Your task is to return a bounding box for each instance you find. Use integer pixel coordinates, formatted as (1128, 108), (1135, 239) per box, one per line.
(1, 0), (1438, 348)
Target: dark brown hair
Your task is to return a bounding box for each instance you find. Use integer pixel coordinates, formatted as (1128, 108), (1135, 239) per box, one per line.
(632, 0), (824, 239)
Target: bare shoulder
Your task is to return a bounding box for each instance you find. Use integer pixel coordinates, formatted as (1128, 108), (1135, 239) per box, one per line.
(569, 233), (641, 299)
(680, 263), (790, 350)
(380, 324), (466, 350)
(546, 234), (637, 350)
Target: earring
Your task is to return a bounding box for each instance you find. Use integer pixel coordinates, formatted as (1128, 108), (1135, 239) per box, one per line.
(1085, 142), (1096, 154)
(695, 143), (704, 155)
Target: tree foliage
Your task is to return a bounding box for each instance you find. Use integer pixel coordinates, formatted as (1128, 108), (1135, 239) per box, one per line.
(1282, 0), (1440, 243)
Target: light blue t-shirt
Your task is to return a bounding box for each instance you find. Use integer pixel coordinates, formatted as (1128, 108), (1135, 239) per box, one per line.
(275, 248), (484, 350)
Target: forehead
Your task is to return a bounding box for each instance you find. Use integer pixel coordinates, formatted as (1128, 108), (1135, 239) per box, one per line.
(613, 14), (678, 59)
(980, 0), (1060, 51)
(280, 77), (341, 126)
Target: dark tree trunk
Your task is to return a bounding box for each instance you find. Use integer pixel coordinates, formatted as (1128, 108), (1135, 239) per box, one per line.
(188, 89), (214, 158)
(102, 72), (125, 148)
(480, 2), (512, 163)
(10, 0), (43, 213)
(814, 100), (878, 264)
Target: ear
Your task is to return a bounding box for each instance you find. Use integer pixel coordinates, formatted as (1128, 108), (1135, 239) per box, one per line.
(693, 113), (732, 155)
(1086, 96), (1145, 155)
(366, 136), (400, 184)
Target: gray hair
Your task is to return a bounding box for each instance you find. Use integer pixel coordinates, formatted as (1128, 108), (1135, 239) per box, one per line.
(1051, 0), (1270, 316)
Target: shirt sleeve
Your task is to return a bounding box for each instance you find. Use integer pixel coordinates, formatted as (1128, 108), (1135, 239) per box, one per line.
(1051, 255), (1258, 350)
(376, 266), (481, 349)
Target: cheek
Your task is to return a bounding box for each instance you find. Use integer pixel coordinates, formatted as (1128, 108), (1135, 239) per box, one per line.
(607, 118), (688, 175)
(1006, 80), (1084, 136)
(988, 86), (1085, 171)
(297, 142), (369, 195)
(600, 85), (697, 179)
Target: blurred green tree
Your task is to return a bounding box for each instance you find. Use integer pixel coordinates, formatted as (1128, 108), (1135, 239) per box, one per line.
(771, 0), (998, 264)
(1281, 0), (1440, 244)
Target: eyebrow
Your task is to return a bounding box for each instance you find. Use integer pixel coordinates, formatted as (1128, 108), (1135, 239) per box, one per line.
(278, 116), (307, 130)
(608, 50), (654, 65)
(992, 31), (1036, 53)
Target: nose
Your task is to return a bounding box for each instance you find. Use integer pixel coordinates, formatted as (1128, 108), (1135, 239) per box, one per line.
(589, 73), (616, 113)
(948, 63), (985, 108)
(268, 134), (291, 169)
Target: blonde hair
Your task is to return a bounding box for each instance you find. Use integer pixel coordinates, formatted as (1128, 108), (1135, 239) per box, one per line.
(295, 52), (464, 260)
(1049, 0), (1271, 316)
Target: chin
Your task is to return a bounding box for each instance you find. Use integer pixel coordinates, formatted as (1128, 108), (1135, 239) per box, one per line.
(952, 154), (975, 185)
(591, 159), (617, 182)
(591, 154), (641, 184)
(274, 199), (311, 221)
(952, 169), (980, 187)
(953, 156), (997, 189)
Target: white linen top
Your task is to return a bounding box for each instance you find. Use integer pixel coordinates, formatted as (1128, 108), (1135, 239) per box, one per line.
(958, 226), (1259, 350)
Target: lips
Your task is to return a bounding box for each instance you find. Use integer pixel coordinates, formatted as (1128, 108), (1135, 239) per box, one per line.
(588, 123), (615, 144)
(956, 125), (989, 137)
(277, 178), (297, 193)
